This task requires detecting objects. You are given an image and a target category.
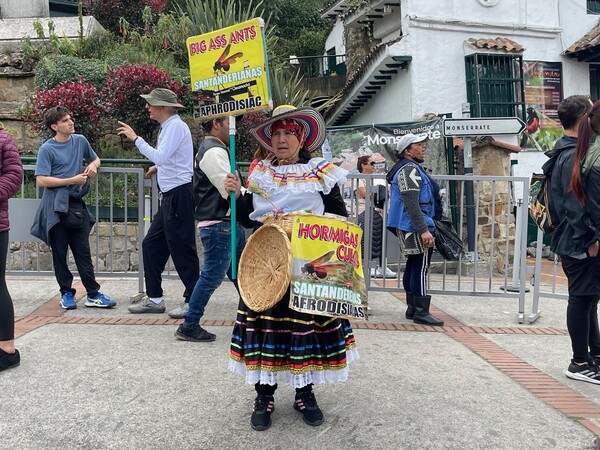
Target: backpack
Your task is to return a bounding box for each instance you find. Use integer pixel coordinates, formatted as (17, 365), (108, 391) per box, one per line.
(529, 172), (558, 235)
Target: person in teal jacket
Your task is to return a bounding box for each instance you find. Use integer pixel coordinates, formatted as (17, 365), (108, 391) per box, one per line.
(386, 133), (443, 326)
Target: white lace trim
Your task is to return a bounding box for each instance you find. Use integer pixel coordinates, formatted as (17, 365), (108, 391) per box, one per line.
(249, 157), (347, 196)
(228, 349), (359, 389)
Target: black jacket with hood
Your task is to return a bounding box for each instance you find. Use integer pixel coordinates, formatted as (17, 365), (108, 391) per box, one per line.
(547, 136), (597, 256)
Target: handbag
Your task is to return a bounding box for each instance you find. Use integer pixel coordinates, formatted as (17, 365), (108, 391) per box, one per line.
(60, 202), (86, 229)
(433, 215), (463, 261)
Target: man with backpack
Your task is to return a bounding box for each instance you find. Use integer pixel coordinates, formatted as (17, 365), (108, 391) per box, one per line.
(544, 95), (600, 384)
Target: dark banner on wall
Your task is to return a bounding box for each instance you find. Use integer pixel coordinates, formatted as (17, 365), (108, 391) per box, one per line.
(523, 61), (563, 151)
(323, 118), (446, 175)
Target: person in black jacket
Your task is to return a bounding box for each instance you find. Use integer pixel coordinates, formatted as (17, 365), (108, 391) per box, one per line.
(546, 95), (600, 384)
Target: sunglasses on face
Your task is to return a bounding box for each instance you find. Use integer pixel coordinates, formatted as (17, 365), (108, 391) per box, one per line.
(364, 161), (376, 166)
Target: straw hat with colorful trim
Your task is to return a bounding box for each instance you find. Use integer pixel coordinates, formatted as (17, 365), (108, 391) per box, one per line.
(250, 105), (326, 155)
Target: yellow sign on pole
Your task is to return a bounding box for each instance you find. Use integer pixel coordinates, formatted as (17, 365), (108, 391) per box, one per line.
(289, 215), (368, 321)
(186, 17), (272, 120)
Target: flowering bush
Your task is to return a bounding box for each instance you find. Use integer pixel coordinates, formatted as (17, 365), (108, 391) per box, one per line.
(22, 78), (109, 145)
(83, 0), (168, 34)
(102, 64), (188, 139)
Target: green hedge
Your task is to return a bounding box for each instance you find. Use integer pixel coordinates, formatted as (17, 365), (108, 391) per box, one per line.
(34, 55), (109, 90)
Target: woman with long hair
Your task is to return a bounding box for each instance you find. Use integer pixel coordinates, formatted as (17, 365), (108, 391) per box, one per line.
(550, 96), (600, 384)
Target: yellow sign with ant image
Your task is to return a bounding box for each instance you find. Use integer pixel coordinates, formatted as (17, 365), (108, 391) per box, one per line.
(290, 214), (368, 321)
(186, 18), (272, 120)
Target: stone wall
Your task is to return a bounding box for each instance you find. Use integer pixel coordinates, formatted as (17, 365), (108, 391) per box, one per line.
(472, 142), (516, 274)
(9, 221), (206, 273)
(9, 222), (143, 273)
(0, 52), (41, 154)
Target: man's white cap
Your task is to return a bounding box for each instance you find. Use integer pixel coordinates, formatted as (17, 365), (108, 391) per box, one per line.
(396, 133), (428, 154)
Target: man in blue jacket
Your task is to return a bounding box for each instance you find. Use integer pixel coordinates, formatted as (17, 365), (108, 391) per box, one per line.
(387, 133), (443, 326)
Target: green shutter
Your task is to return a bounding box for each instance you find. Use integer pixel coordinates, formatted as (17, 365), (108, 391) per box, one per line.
(589, 0), (600, 14)
(465, 53), (525, 121)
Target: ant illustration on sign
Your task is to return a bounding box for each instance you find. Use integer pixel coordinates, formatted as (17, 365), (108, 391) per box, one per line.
(301, 250), (349, 281)
(213, 44), (243, 75)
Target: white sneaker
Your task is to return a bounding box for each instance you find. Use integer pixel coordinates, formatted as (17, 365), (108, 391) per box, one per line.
(381, 266), (397, 278)
(168, 302), (189, 319)
(371, 267), (397, 278)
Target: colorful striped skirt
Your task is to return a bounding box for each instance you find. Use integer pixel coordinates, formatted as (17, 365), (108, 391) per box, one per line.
(228, 290), (358, 389)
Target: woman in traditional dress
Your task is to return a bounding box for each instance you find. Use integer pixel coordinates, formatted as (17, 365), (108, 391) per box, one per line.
(224, 105), (358, 431)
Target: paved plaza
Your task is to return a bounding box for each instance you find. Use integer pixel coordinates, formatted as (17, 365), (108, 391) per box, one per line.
(2, 271), (600, 449)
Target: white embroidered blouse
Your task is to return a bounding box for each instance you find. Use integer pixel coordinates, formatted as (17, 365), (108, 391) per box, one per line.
(247, 157), (347, 222)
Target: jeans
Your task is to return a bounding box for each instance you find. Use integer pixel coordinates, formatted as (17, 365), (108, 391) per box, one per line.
(183, 221), (246, 327)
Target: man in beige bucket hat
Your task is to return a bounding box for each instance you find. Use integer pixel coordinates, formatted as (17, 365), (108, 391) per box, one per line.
(139, 88), (185, 108)
(117, 88), (199, 316)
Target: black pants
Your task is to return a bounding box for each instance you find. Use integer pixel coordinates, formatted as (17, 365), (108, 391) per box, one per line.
(0, 232), (14, 341)
(562, 255), (600, 363)
(142, 183), (199, 300)
(403, 247), (433, 297)
(49, 215), (100, 297)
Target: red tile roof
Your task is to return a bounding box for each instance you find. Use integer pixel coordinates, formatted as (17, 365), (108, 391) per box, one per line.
(465, 37), (525, 53)
(564, 21), (600, 56)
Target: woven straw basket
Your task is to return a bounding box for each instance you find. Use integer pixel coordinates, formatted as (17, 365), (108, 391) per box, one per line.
(238, 224), (293, 312)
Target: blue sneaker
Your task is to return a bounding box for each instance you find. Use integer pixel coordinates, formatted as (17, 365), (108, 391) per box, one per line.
(60, 292), (77, 310)
(85, 292), (116, 308)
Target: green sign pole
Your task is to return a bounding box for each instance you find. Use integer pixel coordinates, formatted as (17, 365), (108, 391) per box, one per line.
(229, 115), (237, 279)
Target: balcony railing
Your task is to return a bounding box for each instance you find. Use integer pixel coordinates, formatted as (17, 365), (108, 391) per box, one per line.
(286, 54), (347, 78)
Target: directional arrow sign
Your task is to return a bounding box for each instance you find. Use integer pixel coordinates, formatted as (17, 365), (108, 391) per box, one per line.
(443, 117), (526, 137)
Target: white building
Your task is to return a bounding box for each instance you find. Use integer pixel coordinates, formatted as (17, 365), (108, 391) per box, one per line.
(321, 0), (600, 127)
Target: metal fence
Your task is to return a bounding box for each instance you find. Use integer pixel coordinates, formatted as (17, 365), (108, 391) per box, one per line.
(348, 173), (537, 323)
(8, 165), (158, 296)
(8, 165), (559, 323)
(530, 227), (568, 322)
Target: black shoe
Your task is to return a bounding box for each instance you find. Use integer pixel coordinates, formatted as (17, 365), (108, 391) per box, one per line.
(251, 394), (274, 431)
(174, 324), (216, 342)
(405, 293), (415, 320)
(565, 361), (600, 385)
(413, 295), (444, 326)
(294, 391), (324, 426)
(0, 348), (20, 372)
